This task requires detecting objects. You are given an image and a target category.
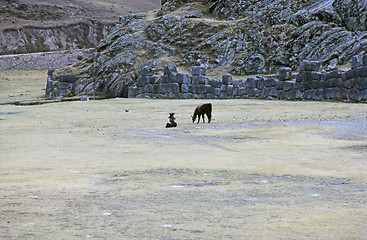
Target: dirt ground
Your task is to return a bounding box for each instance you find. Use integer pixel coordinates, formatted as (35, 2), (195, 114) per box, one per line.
(0, 69), (366, 239)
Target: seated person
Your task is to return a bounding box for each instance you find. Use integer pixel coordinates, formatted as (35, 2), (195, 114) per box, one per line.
(166, 113), (177, 128)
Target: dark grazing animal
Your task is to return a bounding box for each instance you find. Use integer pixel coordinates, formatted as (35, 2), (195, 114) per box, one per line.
(192, 103), (212, 123)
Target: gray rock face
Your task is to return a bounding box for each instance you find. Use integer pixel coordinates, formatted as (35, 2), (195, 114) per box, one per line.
(49, 0), (367, 100)
(333, 0), (367, 31)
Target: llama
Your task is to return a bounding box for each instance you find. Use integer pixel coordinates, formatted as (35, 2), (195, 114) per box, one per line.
(166, 113), (177, 128)
(192, 103), (212, 123)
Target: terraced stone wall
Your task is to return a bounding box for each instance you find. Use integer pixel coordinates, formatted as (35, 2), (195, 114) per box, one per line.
(128, 55), (367, 102)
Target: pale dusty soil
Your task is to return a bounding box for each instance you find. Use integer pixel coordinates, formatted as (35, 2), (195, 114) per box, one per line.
(0, 69), (367, 239)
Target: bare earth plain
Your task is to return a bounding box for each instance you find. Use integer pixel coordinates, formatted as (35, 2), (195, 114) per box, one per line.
(0, 69), (366, 239)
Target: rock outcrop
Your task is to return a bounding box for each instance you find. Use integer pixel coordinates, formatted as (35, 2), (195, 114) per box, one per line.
(48, 0), (367, 100)
(0, 22), (112, 55)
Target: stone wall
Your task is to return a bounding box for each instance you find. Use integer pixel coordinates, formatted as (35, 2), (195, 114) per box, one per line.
(128, 55), (367, 102)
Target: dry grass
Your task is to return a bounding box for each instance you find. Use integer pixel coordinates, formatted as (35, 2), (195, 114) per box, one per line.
(0, 69), (366, 239)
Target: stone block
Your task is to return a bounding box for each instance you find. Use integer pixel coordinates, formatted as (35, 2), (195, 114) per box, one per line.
(265, 87), (278, 98)
(325, 88), (341, 100)
(206, 93), (215, 99)
(168, 92), (178, 98)
(363, 54), (367, 66)
(340, 89), (348, 100)
(219, 92), (227, 99)
(357, 66), (367, 78)
(233, 80), (241, 88)
(189, 84), (198, 93)
(45, 78), (53, 96)
(344, 79), (355, 89)
(220, 85), (226, 92)
(278, 67), (292, 81)
(264, 78), (277, 87)
(213, 88), (221, 96)
(297, 71), (321, 82)
(361, 89), (367, 101)
(303, 90), (314, 100)
(191, 66), (206, 76)
(204, 85), (213, 94)
(311, 80), (320, 89)
(245, 77), (257, 89)
(345, 69), (357, 80)
(197, 85), (206, 94)
(296, 90), (303, 99)
(341, 72), (346, 81)
(160, 75), (169, 84)
(351, 56), (362, 69)
(159, 83), (168, 94)
(276, 80), (284, 90)
(168, 72), (178, 83)
(222, 74), (233, 85)
(327, 78), (343, 88)
(59, 74), (78, 83)
(248, 88), (261, 98)
(128, 86), (137, 98)
(191, 75), (200, 85)
(181, 84), (189, 93)
(299, 60), (322, 72)
(238, 87), (247, 96)
(140, 65), (153, 76)
(225, 85), (234, 95)
(299, 81), (312, 91)
(137, 75), (151, 87)
(210, 79), (222, 88)
(154, 76), (162, 84)
(256, 76), (265, 89)
(324, 70), (342, 80)
(176, 73), (191, 84)
(48, 67), (55, 76)
(182, 93), (193, 99)
(153, 84), (160, 94)
(80, 95), (89, 101)
(313, 89), (324, 101)
(50, 81), (73, 99)
(283, 81), (295, 91)
(319, 81), (327, 89)
(348, 88), (361, 101)
(144, 84), (153, 93)
(233, 88), (238, 96)
(278, 90), (285, 99)
(285, 90), (297, 100)
(164, 64), (177, 75)
(199, 76), (209, 85)
(168, 83), (180, 93)
(355, 78), (367, 90)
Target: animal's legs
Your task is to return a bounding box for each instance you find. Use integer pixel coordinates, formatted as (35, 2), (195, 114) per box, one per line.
(207, 113), (211, 123)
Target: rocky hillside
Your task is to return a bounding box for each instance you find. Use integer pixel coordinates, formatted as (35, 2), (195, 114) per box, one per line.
(0, 0), (160, 54)
(51, 0), (367, 98)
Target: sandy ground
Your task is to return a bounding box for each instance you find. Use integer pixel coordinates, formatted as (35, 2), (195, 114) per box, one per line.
(0, 69), (367, 239)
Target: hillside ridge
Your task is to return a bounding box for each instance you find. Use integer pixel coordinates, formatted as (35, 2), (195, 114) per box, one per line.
(47, 0), (367, 99)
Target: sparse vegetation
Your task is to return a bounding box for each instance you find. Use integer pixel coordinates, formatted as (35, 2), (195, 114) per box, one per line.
(1, 73), (366, 238)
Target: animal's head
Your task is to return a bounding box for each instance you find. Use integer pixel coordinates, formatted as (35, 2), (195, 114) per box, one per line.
(192, 115), (196, 123)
